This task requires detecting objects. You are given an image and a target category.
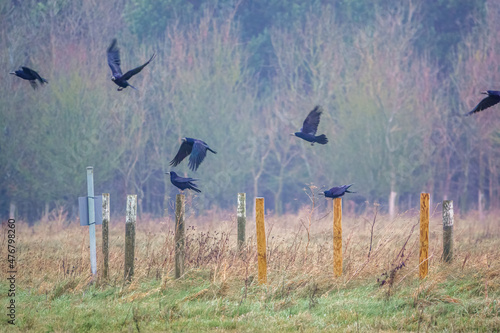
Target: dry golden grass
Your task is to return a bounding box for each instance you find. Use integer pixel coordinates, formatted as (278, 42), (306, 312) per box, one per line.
(3, 201), (499, 296)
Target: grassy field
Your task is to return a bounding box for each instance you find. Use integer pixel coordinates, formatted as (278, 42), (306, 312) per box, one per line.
(1, 202), (499, 332)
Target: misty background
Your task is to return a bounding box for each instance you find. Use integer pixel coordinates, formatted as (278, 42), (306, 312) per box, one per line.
(1, 0), (499, 223)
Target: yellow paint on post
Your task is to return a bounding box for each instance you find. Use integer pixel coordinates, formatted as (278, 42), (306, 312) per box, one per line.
(255, 197), (267, 284)
(419, 193), (430, 279)
(333, 198), (342, 277)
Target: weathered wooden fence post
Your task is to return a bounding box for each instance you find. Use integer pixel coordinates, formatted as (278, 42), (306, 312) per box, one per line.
(333, 198), (343, 277)
(237, 193), (246, 251)
(87, 167), (97, 275)
(255, 197), (267, 284)
(442, 200), (454, 263)
(124, 195), (137, 281)
(175, 194), (185, 279)
(419, 193), (430, 279)
(102, 193), (110, 279)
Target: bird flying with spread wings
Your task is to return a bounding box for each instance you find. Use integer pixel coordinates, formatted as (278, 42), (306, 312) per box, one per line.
(322, 184), (355, 199)
(170, 138), (217, 171)
(10, 66), (48, 89)
(107, 38), (156, 91)
(166, 171), (201, 193)
(291, 105), (328, 145)
(465, 90), (500, 116)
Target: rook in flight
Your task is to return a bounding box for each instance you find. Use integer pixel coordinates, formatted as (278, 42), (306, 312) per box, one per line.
(170, 138), (217, 171)
(465, 90), (500, 116)
(322, 184), (355, 199)
(166, 171), (201, 193)
(10, 66), (48, 89)
(107, 38), (156, 91)
(291, 105), (328, 145)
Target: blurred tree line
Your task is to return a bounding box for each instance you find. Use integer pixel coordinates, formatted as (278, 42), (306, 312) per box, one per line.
(1, 0), (499, 222)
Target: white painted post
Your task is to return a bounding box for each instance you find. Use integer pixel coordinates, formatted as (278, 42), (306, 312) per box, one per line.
(102, 193), (110, 279)
(237, 193), (246, 251)
(125, 195), (137, 281)
(87, 167), (97, 275)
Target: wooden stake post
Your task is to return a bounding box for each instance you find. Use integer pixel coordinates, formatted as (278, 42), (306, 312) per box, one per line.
(255, 197), (267, 284)
(333, 198), (342, 277)
(102, 193), (110, 279)
(175, 194), (185, 279)
(419, 193), (430, 279)
(124, 195), (137, 281)
(442, 200), (454, 263)
(237, 193), (246, 251)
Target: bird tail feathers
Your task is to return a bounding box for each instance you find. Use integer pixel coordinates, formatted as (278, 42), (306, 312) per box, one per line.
(345, 184), (355, 193)
(315, 134), (328, 145)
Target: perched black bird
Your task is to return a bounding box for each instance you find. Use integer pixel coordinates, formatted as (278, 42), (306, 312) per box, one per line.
(465, 90), (500, 116)
(170, 138), (217, 171)
(166, 171), (201, 193)
(322, 184), (355, 199)
(9, 66), (48, 89)
(107, 38), (156, 91)
(291, 105), (328, 145)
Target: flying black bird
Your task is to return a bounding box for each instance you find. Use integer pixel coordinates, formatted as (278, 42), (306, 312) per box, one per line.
(9, 66), (48, 89)
(322, 184), (355, 199)
(107, 38), (156, 91)
(170, 138), (217, 171)
(166, 171), (201, 193)
(465, 90), (500, 116)
(291, 105), (328, 145)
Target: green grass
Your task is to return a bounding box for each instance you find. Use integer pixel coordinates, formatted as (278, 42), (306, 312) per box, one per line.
(1, 211), (499, 332)
(2, 268), (499, 332)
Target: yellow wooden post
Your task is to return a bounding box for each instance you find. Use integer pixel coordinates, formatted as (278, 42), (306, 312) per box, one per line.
(255, 197), (267, 284)
(333, 198), (342, 277)
(419, 193), (430, 279)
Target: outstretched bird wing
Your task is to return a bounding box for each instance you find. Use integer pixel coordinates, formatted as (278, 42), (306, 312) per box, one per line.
(301, 105), (323, 135)
(121, 53), (156, 81)
(466, 92), (500, 116)
(107, 39), (123, 77)
(21, 67), (46, 84)
(170, 141), (193, 167)
(188, 141), (209, 171)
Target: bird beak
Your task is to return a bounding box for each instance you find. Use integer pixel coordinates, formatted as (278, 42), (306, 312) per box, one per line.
(182, 138), (187, 142)
(290, 133), (295, 136)
(111, 76), (115, 81)
(481, 91), (488, 95)
(165, 172), (170, 175)
(9, 72), (15, 75)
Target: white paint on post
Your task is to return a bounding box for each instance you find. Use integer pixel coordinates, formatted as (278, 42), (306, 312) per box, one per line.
(237, 193), (246, 251)
(389, 191), (397, 218)
(87, 167), (97, 275)
(9, 202), (16, 220)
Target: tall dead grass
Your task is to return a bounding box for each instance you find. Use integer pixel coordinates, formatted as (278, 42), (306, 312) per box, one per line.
(1, 199), (499, 301)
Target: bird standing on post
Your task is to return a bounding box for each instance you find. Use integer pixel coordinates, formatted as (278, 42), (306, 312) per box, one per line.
(322, 184), (355, 199)
(291, 105), (328, 145)
(107, 38), (156, 91)
(170, 138), (217, 171)
(166, 171), (201, 193)
(10, 67), (48, 89)
(465, 90), (500, 116)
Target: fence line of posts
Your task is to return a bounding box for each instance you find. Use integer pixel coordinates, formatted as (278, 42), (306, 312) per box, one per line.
(79, 167), (455, 284)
